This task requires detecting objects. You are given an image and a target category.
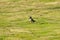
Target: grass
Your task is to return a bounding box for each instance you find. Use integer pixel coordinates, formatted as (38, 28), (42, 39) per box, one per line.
(0, 0), (60, 40)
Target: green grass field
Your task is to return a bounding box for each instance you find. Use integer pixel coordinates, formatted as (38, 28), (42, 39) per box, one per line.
(0, 0), (60, 40)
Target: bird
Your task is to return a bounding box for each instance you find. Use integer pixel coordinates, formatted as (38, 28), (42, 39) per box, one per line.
(29, 16), (35, 23)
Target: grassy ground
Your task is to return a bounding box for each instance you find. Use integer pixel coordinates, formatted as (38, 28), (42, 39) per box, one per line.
(0, 0), (60, 40)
